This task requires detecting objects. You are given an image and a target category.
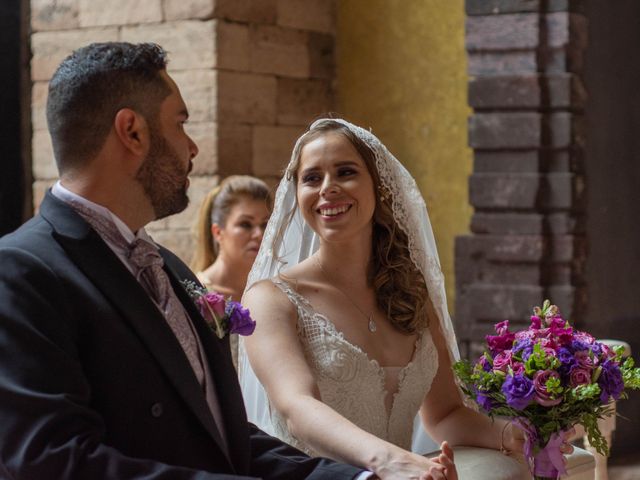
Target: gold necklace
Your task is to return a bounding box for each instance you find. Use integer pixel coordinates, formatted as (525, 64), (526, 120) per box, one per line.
(314, 256), (377, 333)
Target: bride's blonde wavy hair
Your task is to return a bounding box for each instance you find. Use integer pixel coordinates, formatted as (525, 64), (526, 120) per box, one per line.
(284, 120), (429, 335)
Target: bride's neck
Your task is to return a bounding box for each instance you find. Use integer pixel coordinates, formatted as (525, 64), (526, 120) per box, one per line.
(317, 239), (371, 287)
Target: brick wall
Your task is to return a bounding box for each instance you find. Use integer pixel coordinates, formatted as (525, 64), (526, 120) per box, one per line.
(30, 0), (335, 261)
(456, 0), (588, 356)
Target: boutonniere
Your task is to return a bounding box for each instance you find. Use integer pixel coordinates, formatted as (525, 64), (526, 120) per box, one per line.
(181, 280), (256, 339)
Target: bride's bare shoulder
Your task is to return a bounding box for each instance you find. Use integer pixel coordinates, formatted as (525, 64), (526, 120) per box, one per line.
(243, 261), (319, 309)
(242, 275), (297, 315)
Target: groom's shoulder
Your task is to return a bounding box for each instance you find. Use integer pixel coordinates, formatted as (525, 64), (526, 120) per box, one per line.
(0, 214), (53, 252)
(0, 215), (64, 289)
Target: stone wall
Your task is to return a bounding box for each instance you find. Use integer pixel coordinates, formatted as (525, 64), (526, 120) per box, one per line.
(30, 0), (335, 261)
(456, 0), (588, 356)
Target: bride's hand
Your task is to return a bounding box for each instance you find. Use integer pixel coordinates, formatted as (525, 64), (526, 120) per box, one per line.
(374, 442), (457, 480)
(429, 441), (457, 480)
(502, 422), (525, 455)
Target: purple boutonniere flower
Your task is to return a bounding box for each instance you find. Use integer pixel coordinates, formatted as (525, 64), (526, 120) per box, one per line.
(226, 301), (256, 336)
(182, 280), (256, 339)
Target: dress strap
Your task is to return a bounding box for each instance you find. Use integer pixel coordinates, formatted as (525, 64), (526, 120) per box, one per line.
(271, 278), (315, 316)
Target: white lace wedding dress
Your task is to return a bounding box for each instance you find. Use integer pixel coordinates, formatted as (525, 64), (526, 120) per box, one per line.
(266, 278), (439, 455)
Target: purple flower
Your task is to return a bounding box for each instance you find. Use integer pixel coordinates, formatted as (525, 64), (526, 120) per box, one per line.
(557, 347), (574, 366)
(502, 373), (535, 410)
(571, 339), (591, 353)
(530, 315), (542, 329)
(574, 331), (596, 344)
(511, 361), (525, 375)
(226, 301), (256, 336)
(495, 320), (510, 336)
(533, 370), (562, 406)
(493, 350), (513, 373)
(199, 292), (226, 319)
(478, 354), (492, 372)
(548, 320), (573, 345)
(533, 370), (562, 407)
(557, 347), (575, 376)
(486, 333), (515, 355)
(598, 360), (624, 403)
(575, 350), (598, 369)
(513, 338), (534, 360)
(486, 320), (516, 355)
(599, 343), (615, 360)
(546, 315), (565, 329)
(593, 343), (603, 356)
(569, 365), (592, 387)
(196, 292), (227, 337)
(475, 389), (494, 412)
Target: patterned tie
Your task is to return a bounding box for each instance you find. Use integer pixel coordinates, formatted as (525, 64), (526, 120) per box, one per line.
(68, 201), (205, 386)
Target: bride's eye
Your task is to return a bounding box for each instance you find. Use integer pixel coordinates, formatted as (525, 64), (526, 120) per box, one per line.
(338, 167), (356, 177)
(300, 173), (321, 184)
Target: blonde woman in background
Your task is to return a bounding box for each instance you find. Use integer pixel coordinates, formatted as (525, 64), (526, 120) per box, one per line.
(191, 175), (272, 366)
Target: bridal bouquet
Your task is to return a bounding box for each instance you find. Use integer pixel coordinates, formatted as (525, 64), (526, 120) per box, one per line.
(453, 300), (640, 479)
(182, 280), (256, 339)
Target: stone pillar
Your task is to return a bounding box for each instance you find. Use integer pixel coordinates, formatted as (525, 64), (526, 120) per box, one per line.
(456, 0), (588, 355)
(29, 0), (335, 261)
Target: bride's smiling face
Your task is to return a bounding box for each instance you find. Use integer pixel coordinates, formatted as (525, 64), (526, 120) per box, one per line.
(296, 132), (376, 243)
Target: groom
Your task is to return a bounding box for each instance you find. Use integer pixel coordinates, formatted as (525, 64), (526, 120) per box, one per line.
(0, 42), (364, 479)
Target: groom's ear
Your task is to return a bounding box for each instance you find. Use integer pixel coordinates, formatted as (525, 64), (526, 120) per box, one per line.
(113, 108), (149, 160)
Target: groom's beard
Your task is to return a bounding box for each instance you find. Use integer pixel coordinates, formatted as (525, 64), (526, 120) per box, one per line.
(136, 129), (191, 220)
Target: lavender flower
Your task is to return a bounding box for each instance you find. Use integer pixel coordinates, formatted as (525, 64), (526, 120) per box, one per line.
(226, 301), (256, 336)
(557, 347), (576, 376)
(513, 338), (534, 361)
(502, 373), (535, 410)
(475, 389), (494, 412)
(598, 360), (624, 403)
(571, 339), (591, 353)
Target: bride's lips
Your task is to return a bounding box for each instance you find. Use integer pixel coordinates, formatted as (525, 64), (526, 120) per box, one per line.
(316, 202), (352, 220)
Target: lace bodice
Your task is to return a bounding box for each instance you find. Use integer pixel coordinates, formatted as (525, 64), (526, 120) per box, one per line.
(268, 279), (439, 455)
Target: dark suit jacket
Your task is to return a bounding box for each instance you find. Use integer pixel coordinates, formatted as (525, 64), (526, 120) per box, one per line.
(0, 192), (362, 480)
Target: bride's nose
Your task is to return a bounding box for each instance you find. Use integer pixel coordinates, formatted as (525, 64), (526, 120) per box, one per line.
(320, 176), (340, 197)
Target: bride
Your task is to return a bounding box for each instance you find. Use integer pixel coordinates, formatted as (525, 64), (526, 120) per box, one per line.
(238, 118), (526, 479)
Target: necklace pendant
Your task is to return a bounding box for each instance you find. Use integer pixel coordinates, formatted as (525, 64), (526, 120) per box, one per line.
(368, 315), (377, 333)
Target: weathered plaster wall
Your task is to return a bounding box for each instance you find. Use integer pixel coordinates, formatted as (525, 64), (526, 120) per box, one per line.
(336, 0), (471, 310)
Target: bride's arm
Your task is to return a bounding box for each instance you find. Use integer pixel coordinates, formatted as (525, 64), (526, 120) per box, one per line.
(242, 280), (450, 479)
(419, 305), (522, 453)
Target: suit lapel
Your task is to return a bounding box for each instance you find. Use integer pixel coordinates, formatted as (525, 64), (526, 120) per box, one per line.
(162, 255), (251, 472)
(40, 193), (230, 463)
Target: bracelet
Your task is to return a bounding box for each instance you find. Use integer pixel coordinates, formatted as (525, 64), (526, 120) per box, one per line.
(500, 421), (512, 455)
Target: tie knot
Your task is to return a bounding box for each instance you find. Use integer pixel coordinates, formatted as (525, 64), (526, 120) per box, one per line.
(128, 239), (163, 270)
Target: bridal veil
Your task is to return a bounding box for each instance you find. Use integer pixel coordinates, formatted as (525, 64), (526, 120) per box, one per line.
(237, 118), (460, 451)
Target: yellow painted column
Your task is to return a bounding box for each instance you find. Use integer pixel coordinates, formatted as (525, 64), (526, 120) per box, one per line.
(337, 0), (472, 312)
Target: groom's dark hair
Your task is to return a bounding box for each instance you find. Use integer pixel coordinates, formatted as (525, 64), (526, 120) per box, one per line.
(46, 42), (171, 173)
